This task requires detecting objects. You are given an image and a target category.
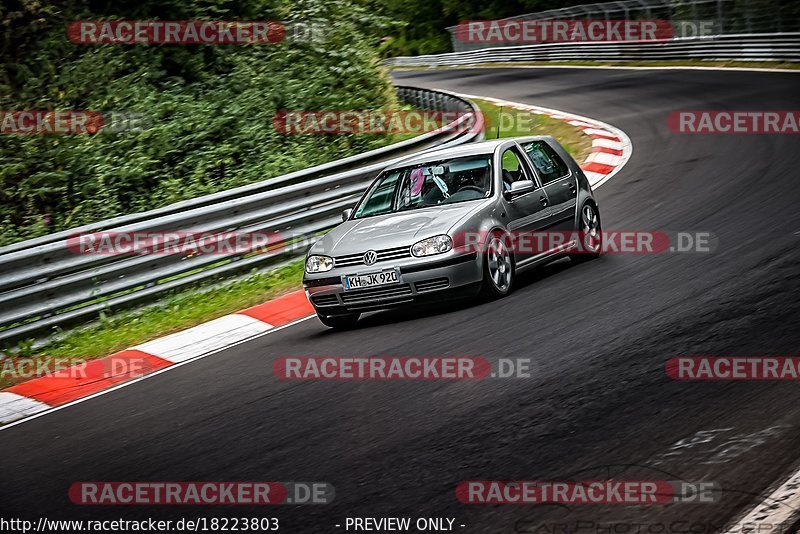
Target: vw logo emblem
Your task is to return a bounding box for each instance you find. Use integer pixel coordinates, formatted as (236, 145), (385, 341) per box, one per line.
(363, 250), (378, 265)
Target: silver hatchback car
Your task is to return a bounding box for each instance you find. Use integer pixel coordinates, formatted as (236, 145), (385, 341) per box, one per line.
(303, 136), (601, 328)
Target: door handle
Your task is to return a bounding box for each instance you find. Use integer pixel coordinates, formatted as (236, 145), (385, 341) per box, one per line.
(563, 182), (577, 193)
(539, 196), (548, 207)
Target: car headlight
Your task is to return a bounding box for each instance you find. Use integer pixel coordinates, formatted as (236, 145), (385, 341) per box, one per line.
(306, 255), (334, 273)
(411, 235), (453, 257)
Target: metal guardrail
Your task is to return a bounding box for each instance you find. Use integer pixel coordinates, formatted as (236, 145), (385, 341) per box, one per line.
(385, 33), (800, 67)
(447, 0), (800, 52)
(0, 87), (484, 347)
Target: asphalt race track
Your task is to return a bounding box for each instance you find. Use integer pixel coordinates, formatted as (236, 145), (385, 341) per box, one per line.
(1, 67), (799, 532)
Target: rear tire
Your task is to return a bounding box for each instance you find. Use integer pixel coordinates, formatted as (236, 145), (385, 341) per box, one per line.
(479, 231), (515, 299)
(570, 203), (602, 263)
(317, 312), (360, 329)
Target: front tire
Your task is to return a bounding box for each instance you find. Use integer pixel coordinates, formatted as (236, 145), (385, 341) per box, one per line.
(317, 312), (360, 329)
(479, 231), (515, 299)
(571, 202), (602, 263)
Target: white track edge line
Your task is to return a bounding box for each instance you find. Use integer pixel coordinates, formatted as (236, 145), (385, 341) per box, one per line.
(441, 87), (800, 534)
(0, 315), (315, 432)
(1, 90), (633, 431)
(722, 466), (800, 533)
(3, 83), (797, 529)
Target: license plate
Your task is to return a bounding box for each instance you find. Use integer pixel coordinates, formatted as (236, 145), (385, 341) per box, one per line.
(343, 270), (399, 290)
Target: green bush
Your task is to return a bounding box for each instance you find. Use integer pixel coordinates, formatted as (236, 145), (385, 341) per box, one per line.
(0, 0), (399, 245)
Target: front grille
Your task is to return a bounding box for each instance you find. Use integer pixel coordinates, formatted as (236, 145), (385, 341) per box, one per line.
(340, 284), (413, 305)
(415, 277), (450, 293)
(334, 246), (411, 268)
(304, 276), (340, 288)
(311, 294), (339, 307)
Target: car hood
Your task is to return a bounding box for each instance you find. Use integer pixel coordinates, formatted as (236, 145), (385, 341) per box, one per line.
(312, 203), (482, 256)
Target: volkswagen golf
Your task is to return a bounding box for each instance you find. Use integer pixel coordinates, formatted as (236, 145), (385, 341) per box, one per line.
(302, 136), (602, 328)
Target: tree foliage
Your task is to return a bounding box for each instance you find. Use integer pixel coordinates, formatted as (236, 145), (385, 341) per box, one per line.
(370, 0), (605, 56)
(0, 0), (398, 244)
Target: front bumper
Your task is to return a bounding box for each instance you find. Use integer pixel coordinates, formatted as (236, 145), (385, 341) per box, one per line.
(303, 252), (480, 315)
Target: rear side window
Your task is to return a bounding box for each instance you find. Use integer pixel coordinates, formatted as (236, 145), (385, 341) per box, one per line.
(521, 140), (569, 184)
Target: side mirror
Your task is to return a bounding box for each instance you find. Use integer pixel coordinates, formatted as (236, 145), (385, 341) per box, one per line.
(341, 208), (353, 222)
(504, 179), (534, 199)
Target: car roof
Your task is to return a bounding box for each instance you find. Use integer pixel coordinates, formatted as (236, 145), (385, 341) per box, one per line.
(386, 136), (554, 169)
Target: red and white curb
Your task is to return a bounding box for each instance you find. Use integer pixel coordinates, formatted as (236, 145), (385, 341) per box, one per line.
(467, 93), (800, 534)
(453, 96), (800, 532)
(445, 90), (632, 189)
(2, 86), (791, 532)
(0, 94), (632, 429)
(0, 291), (314, 426)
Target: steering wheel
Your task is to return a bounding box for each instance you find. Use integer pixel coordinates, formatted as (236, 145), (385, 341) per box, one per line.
(457, 185), (484, 194)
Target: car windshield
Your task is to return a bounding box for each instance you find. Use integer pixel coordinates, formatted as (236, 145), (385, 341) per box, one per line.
(353, 156), (493, 219)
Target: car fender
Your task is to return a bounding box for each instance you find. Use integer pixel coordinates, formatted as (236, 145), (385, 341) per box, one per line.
(452, 221), (509, 271)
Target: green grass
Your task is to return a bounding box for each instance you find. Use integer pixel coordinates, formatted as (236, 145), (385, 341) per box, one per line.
(1, 96), (592, 390)
(472, 98), (592, 163)
(0, 260), (304, 390)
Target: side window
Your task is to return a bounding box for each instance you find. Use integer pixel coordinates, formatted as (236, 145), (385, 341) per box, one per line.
(521, 140), (569, 184)
(500, 148), (531, 191)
